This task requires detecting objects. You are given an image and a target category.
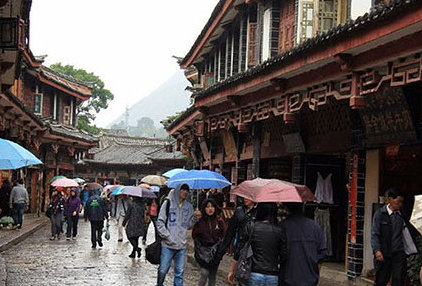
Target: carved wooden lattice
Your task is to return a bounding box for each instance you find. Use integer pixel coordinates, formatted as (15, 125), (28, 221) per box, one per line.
(300, 97), (351, 138)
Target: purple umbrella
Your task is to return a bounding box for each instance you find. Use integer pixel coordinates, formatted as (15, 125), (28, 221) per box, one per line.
(120, 186), (156, 198)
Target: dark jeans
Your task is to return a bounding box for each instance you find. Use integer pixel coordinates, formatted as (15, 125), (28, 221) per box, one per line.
(375, 251), (406, 286)
(12, 203), (25, 226)
(90, 220), (104, 247)
(66, 215), (79, 238)
(50, 212), (63, 236)
(128, 236), (140, 253)
(198, 266), (218, 286)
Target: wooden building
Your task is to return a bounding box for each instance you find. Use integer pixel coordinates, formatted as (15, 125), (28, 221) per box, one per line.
(0, 0), (98, 214)
(75, 132), (185, 186)
(165, 0), (422, 281)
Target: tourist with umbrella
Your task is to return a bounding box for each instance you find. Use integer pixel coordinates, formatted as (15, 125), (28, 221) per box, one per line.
(85, 190), (109, 248)
(48, 190), (65, 240)
(115, 192), (130, 242)
(122, 194), (146, 258)
(64, 188), (81, 240)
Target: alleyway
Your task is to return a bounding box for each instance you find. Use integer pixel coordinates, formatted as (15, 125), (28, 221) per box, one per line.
(2, 218), (340, 286)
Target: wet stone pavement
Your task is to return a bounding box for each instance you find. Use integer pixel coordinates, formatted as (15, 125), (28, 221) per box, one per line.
(3, 217), (340, 286)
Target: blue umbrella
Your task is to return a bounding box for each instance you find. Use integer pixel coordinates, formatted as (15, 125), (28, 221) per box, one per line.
(0, 138), (43, 170)
(163, 168), (188, 178)
(166, 170), (232, 189)
(111, 186), (125, 196)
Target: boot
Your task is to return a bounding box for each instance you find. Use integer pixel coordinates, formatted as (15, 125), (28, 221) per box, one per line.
(129, 250), (136, 258)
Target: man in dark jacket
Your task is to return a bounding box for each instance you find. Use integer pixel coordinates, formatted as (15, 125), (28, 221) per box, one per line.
(281, 202), (326, 286)
(85, 192), (108, 248)
(371, 188), (419, 286)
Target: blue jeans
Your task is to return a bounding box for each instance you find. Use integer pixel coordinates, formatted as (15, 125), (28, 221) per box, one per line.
(156, 247), (186, 286)
(12, 203), (25, 227)
(247, 272), (279, 286)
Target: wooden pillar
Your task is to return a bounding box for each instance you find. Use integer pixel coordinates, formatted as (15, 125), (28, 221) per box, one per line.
(30, 171), (37, 213)
(347, 109), (366, 280)
(44, 169), (54, 212)
(252, 122), (261, 179)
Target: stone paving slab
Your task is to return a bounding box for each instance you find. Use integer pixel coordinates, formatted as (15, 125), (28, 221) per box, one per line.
(0, 214), (47, 252)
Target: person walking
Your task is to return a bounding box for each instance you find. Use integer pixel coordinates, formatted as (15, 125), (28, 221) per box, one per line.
(231, 202), (287, 286)
(48, 191), (65, 240)
(0, 179), (12, 217)
(115, 194), (129, 242)
(215, 197), (256, 280)
(206, 188), (225, 211)
(9, 179), (29, 229)
(371, 188), (419, 286)
(65, 188), (81, 240)
(193, 198), (226, 286)
(85, 191), (109, 248)
(156, 184), (201, 286)
(281, 202), (326, 286)
(123, 196), (146, 258)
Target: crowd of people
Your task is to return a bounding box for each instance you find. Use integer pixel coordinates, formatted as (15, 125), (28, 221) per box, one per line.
(2, 177), (419, 286)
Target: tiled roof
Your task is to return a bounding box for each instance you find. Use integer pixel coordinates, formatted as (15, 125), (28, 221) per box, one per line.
(193, 0), (420, 100)
(86, 134), (184, 165)
(49, 124), (98, 143)
(40, 66), (93, 98)
(162, 105), (196, 131)
(180, 0), (227, 66)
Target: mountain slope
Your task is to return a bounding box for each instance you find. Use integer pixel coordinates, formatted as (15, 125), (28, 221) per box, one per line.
(108, 71), (191, 128)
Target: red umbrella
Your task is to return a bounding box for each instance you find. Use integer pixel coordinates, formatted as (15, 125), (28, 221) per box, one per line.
(231, 178), (316, 203)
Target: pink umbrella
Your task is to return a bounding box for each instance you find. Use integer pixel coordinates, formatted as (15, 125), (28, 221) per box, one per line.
(231, 178), (316, 203)
(51, 178), (79, 188)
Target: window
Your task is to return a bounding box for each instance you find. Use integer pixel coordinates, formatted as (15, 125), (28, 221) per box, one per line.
(34, 93), (43, 114)
(63, 106), (71, 125)
(300, 1), (314, 42)
(261, 9), (271, 61)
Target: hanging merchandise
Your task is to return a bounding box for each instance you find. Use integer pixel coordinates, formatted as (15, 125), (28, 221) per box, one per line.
(314, 208), (333, 256)
(315, 172), (334, 204)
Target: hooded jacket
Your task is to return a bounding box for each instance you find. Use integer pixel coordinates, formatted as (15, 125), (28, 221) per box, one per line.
(156, 185), (196, 250)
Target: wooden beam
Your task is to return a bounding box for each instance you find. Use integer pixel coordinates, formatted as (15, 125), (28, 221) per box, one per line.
(334, 53), (353, 72)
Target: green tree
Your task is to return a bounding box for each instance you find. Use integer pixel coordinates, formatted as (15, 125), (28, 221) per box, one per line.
(49, 63), (114, 135)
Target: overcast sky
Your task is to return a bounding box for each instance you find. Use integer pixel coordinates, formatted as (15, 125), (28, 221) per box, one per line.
(30, 0), (371, 128)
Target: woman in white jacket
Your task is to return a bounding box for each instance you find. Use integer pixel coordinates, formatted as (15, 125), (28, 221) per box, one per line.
(115, 195), (130, 242)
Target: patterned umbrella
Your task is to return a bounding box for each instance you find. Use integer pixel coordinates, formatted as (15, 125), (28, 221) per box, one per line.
(231, 178), (316, 203)
(51, 178), (79, 188)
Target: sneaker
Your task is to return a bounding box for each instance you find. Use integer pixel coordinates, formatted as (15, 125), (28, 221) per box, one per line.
(72, 237), (76, 240)
(49, 236), (56, 241)
(66, 237), (71, 241)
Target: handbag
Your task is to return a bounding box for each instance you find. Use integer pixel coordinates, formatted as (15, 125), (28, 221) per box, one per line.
(146, 239), (162, 264)
(46, 207), (54, 218)
(146, 199), (170, 265)
(235, 221), (255, 283)
(194, 239), (220, 267)
(103, 222), (111, 240)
